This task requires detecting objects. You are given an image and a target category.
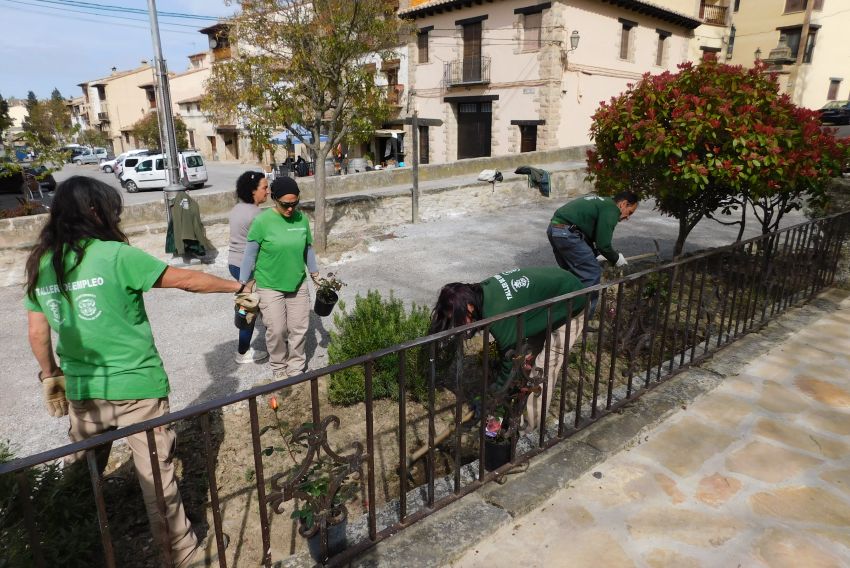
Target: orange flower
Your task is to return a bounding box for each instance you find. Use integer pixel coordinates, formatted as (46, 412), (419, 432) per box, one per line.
(269, 396), (278, 411)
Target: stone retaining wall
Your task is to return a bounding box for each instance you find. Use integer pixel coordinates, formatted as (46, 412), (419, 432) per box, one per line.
(0, 156), (592, 288)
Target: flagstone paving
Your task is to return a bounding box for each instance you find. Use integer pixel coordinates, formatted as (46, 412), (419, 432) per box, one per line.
(452, 293), (850, 568)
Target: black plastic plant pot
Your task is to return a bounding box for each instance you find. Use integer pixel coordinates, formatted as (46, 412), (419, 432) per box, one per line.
(314, 291), (339, 317)
(483, 439), (511, 471)
(306, 518), (348, 562)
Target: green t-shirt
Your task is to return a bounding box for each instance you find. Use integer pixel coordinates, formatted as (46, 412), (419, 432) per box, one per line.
(551, 195), (622, 263)
(23, 240), (169, 401)
(247, 209), (313, 292)
(481, 267), (587, 389)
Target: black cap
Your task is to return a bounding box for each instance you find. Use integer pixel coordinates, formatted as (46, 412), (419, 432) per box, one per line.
(270, 177), (300, 200)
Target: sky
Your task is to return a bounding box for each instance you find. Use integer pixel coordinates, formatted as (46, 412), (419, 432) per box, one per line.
(0, 0), (236, 102)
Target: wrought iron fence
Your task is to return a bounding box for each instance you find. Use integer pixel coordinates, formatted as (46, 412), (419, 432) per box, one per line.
(2, 212), (848, 567)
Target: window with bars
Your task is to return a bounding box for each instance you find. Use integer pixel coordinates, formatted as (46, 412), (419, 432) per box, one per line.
(418, 125), (429, 164)
(779, 26), (818, 63)
(726, 25), (736, 59)
(619, 19), (636, 60)
(523, 11), (542, 51)
(656, 30), (670, 66)
(827, 79), (841, 100)
(418, 29), (429, 63)
(784, 0), (824, 12)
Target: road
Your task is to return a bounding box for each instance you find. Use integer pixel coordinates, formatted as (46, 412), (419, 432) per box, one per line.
(53, 161), (256, 206)
(0, 197), (809, 459)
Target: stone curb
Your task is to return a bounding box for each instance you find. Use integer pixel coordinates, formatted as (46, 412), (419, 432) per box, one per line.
(349, 290), (844, 568)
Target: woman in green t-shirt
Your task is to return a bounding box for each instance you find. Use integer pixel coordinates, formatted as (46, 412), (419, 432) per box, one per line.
(239, 177), (319, 379)
(430, 267), (587, 432)
(24, 176), (246, 567)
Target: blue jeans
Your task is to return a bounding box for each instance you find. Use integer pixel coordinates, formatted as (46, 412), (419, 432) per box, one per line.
(229, 264), (256, 353)
(547, 225), (601, 316)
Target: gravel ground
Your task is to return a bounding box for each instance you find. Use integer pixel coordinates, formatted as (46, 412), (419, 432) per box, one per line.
(0, 198), (808, 458)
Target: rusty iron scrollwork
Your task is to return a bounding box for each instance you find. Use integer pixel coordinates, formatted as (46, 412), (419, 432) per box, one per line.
(266, 415), (364, 543)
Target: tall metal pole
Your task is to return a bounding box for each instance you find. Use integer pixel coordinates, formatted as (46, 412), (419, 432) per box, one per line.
(147, 0), (184, 225)
(411, 111), (419, 223)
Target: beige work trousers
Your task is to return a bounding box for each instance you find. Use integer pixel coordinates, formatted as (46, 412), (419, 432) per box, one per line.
(524, 317), (584, 432)
(67, 397), (197, 567)
(257, 282), (311, 376)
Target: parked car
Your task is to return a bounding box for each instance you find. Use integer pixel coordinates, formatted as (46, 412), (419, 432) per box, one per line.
(115, 153), (153, 180)
(93, 147), (110, 161)
(0, 163), (57, 194)
(65, 146), (89, 163)
(72, 149), (101, 165)
(121, 151), (208, 192)
(109, 149), (150, 176)
(180, 151), (208, 189)
(818, 100), (850, 125)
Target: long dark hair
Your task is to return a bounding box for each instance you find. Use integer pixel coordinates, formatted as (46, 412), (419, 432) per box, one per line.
(429, 282), (484, 334)
(25, 176), (127, 301)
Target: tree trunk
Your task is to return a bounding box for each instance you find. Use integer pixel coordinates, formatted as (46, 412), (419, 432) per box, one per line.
(314, 154), (328, 252)
(736, 202), (747, 242)
(674, 216), (689, 258)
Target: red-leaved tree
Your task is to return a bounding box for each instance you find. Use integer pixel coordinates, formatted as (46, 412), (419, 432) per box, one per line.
(587, 57), (847, 256)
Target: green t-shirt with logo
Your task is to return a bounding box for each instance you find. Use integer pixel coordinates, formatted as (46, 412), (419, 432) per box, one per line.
(481, 267), (587, 390)
(23, 240), (169, 401)
(247, 209), (313, 292)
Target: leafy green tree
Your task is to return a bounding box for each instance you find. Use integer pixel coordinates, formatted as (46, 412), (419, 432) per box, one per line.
(204, 0), (409, 251)
(21, 89), (75, 147)
(131, 111), (188, 150)
(77, 128), (109, 148)
(46, 88), (74, 145)
(22, 91), (53, 146)
(587, 58), (847, 256)
(0, 93), (13, 140)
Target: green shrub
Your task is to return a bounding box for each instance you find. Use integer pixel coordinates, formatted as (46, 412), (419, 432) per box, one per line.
(327, 290), (431, 405)
(0, 440), (101, 567)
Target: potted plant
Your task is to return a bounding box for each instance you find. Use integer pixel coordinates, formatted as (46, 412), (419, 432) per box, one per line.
(263, 396), (363, 563)
(483, 407), (512, 471)
(480, 348), (543, 471)
(314, 272), (345, 316)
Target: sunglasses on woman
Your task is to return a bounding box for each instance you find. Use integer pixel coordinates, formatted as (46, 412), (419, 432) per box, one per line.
(279, 200), (299, 209)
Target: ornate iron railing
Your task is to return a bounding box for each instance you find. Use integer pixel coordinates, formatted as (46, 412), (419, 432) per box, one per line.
(700, 2), (729, 25)
(2, 212), (848, 567)
(443, 56), (491, 86)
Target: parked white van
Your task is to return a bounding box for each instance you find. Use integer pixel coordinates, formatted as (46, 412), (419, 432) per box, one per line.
(121, 151), (208, 192)
(102, 148), (149, 174)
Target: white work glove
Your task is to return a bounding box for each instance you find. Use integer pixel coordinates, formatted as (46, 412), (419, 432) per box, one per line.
(596, 254), (607, 263)
(41, 373), (68, 417)
(615, 253), (628, 267)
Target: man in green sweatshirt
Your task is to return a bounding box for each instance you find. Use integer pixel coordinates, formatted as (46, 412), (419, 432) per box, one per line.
(430, 267), (587, 432)
(547, 192), (638, 312)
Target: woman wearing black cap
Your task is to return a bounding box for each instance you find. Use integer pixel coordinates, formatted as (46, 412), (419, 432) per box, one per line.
(239, 177), (319, 379)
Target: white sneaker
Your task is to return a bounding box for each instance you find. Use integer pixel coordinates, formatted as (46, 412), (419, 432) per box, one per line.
(234, 348), (269, 364)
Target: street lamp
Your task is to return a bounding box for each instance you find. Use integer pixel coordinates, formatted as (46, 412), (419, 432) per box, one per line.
(754, 47), (762, 61)
(570, 30), (580, 51)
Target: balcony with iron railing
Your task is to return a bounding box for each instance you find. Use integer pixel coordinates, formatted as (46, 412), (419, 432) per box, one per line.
(443, 56), (491, 87)
(97, 111), (109, 122)
(700, 2), (729, 26)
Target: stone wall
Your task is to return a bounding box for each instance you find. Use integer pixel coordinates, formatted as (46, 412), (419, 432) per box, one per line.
(0, 149), (591, 286)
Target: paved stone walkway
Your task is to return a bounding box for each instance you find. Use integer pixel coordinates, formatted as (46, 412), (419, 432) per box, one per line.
(452, 290), (850, 568)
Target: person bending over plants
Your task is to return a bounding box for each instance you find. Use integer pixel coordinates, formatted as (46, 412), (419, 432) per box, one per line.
(429, 267), (587, 432)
